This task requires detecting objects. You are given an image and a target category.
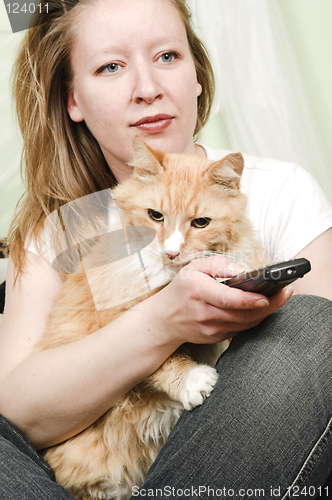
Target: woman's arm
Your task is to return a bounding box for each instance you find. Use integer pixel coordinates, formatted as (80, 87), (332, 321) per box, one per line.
(294, 228), (332, 300)
(0, 253), (291, 450)
(0, 252), (182, 449)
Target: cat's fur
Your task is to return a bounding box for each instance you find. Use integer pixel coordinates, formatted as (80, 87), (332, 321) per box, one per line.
(37, 137), (265, 500)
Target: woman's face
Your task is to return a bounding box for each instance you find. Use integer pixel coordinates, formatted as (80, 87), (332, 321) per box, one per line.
(67, 0), (202, 181)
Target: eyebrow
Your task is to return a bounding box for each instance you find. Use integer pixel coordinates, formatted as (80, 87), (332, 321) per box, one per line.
(89, 36), (187, 60)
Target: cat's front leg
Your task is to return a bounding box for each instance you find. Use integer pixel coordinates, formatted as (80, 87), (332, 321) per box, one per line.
(179, 364), (219, 410)
(147, 352), (218, 410)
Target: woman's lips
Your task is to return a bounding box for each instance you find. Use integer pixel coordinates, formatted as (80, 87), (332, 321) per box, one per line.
(131, 114), (173, 132)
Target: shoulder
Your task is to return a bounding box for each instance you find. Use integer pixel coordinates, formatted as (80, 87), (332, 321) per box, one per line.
(202, 144), (329, 203)
(25, 228), (57, 264)
(202, 144), (319, 190)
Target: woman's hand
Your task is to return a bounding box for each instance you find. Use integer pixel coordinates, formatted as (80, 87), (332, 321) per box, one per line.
(148, 255), (294, 346)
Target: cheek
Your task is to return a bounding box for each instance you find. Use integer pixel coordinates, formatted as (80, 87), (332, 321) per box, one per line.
(171, 66), (200, 106)
(185, 233), (205, 253)
(74, 77), (121, 129)
(82, 91), (117, 129)
(77, 88), (130, 155)
(185, 226), (222, 254)
(153, 224), (165, 246)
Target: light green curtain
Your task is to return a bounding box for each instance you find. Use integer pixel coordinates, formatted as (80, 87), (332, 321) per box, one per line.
(190, 0), (332, 203)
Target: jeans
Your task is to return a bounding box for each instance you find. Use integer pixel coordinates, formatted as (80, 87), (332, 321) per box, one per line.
(1, 295), (331, 500)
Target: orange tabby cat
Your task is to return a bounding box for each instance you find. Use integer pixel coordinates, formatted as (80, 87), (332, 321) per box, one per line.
(37, 137), (264, 500)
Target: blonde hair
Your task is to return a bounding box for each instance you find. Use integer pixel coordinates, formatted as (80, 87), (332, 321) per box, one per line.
(170, 0), (215, 134)
(9, 0), (215, 274)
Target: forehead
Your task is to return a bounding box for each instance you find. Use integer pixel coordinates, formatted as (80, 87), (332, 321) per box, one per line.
(71, 0), (188, 62)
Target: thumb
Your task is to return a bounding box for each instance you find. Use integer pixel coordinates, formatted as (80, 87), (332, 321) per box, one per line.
(184, 255), (246, 279)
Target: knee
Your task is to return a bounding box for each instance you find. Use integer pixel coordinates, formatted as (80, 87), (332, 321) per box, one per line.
(220, 294), (332, 401)
(216, 295), (332, 426)
(272, 294), (332, 348)
(250, 294), (332, 349)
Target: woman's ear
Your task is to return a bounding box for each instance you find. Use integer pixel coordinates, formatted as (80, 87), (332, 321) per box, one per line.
(66, 89), (85, 122)
(196, 82), (202, 97)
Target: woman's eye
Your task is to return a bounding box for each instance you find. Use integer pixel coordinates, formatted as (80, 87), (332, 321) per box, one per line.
(98, 62), (120, 74)
(148, 209), (164, 222)
(159, 52), (178, 64)
(105, 63), (120, 73)
(191, 218), (211, 228)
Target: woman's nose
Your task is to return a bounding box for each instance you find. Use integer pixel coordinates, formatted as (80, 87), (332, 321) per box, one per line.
(132, 65), (163, 104)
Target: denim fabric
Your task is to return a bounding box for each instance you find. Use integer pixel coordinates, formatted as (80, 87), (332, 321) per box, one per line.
(0, 414), (74, 499)
(132, 295), (332, 499)
(1, 295), (331, 500)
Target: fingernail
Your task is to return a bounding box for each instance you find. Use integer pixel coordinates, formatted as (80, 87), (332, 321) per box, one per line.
(255, 298), (270, 308)
(285, 286), (294, 300)
(228, 263), (246, 274)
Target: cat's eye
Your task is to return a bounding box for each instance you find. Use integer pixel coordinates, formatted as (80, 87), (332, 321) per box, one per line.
(148, 209), (164, 222)
(191, 217), (211, 228)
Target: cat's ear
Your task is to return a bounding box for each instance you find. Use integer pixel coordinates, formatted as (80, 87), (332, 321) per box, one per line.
(207, 153), (244, 195)
(129, 136), (165, 178)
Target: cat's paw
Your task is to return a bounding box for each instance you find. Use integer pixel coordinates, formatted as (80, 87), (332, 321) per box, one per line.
(180, 365), (218, 411)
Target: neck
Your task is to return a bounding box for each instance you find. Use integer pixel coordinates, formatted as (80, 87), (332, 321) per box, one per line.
(195, 144), (207, 158)
(104, 141), (206, 184)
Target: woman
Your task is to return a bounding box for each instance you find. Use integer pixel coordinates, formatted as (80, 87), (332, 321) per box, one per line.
(0, 0), (331, 498)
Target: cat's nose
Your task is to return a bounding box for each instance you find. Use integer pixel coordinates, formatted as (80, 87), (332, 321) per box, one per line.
(166, 251), (180, 260)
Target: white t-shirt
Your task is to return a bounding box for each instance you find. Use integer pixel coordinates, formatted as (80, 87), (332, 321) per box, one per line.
(204, 144), (332, 262)
(26, 147), (332, 264)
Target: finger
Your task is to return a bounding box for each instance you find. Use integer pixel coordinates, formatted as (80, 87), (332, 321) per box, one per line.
(262, 285), (295, 313)
(219, 317), (266, 337)
(221, 287), (293, 335)
(196, 286), (294, 341)
(195, 283), (294, 326)
(196, 274), (270, 310)
(184, 255), (246, 279)
(191, 314), (268, 343)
